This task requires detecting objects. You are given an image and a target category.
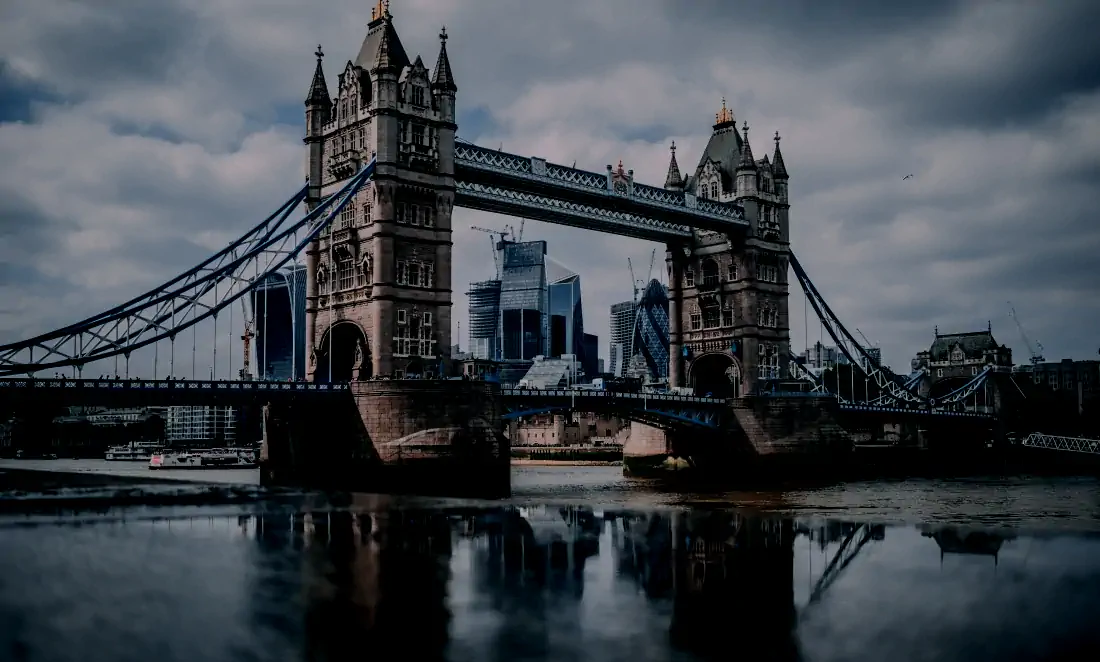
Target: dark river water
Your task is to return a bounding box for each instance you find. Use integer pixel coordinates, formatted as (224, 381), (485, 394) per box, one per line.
(2, 462), (1100, 661)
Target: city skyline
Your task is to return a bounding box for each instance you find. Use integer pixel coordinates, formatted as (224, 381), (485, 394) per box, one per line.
(1, 0), (1098, 378)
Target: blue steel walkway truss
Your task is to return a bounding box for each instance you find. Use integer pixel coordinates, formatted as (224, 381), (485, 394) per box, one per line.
(500, 388), (726, 430)
(454, 141), (749, 242)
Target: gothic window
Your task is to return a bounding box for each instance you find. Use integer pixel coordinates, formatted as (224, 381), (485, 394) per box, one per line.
(393, 310), (436, 358)
(698, 184), (707, 200)
(357, 254), (372, 286)
(701, 259), (719, 286)
(758, 343), (781, 379)
(336, 248), (355, 291)
(690, 312), (702, 331)
(757, 302), (777, 328)
(341, 101), (347, 121)
(338, 205), (355, 230)
(412, 85), (426, 107)
(950, 347), (965, 363)
(710, 181), (719, 198)
(722, 301), (734, 327)
(420, 205), (434, 227)
(362, 203), (371, 225)
(396, 202), (411, 224)
(350, 94), (357, 115)
(356, 128), (363, 150)
(396, 259), (434, 287)
(728, 261), (737, 281)
(412, 124), (427, 147)
(685, 269), (695, 287)
(316, 263), (328, 294)
(756, 258), (779, 283)
(702, 304), (720, 329)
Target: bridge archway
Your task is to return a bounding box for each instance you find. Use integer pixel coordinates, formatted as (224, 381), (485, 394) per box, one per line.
(314, 321), (370, 383)
(689, 352), (741, 399)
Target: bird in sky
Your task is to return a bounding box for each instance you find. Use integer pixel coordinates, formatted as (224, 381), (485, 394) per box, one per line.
(902, 174), (914, 180)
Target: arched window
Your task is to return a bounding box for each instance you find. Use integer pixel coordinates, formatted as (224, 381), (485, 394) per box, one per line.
(710, 181), (719, 198)
(357, 254), (373, 286)
(684, 269), (695, 288)
(701, 259), (719, 286)
(336, 248), (355, 291)
(316, 263), (328, 295)
(722, 300), (735, 327)
(702, 303), (720, 329)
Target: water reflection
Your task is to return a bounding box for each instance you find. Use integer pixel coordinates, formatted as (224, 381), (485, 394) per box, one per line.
(3, 505), (1100, 661)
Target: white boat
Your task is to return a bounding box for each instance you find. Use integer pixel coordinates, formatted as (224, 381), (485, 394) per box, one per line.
(149, 447), (257, 470)
(105, 441), (162, 461)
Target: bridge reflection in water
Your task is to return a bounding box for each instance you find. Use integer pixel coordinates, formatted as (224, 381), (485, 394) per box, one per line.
(7, 506), (1100, 661)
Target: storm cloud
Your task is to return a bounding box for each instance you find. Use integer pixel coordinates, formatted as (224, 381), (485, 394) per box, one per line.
(0, 0), (1097, 375)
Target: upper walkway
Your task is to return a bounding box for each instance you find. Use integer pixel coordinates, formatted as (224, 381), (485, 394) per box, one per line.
(454, 141), (749, 241)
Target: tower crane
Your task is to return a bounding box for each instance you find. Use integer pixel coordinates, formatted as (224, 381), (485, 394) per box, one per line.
(470, 225), (510, 278)
(239, 298), (254, 380)
(627, 257), (639, 302)
(1007, 302), (1044, 365)
(645, 247), (656, 287)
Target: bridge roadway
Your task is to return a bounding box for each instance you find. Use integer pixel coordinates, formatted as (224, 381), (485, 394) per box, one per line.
(0, 378), (349, 408)
(0, 379), (995, 426)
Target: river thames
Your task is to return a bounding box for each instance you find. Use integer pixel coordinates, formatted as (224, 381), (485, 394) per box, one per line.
(2, 461), (1099, 661)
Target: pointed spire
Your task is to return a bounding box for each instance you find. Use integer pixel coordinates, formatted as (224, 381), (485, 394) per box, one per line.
(664, 141), (684, 189)
(772, 130), (788, 179)
(374, 14), (397, 72)
(305, 44), (332, 108)
(432, 26), (457, 92)
(737, 121), (757, 171)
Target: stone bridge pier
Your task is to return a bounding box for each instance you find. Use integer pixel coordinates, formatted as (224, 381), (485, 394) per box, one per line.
(260, 380), (509, 497)
(623, 395), (850, 480)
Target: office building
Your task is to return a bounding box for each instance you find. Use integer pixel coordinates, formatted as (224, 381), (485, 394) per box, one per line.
(467, 279), (501, 360)
(251, 263), (307, 380)
(167, 406), (238, 445)
(500, 241), (549, 360)
(608, 301), (635, 377)
(632, 279), (670, 383)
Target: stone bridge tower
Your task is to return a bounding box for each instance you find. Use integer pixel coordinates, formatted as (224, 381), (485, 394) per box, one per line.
(665, 100), (791, 397)
(304, 4), (457, 382)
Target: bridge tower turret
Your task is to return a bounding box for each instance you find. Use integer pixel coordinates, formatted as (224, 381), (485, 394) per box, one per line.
(672, 101), (790, 398)
(304, 4), (458, 381)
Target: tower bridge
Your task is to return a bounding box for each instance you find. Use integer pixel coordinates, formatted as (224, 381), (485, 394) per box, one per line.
(0, 5), (1002, 492)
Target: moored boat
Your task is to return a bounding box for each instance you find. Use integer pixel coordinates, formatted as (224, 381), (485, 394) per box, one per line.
(149, 447), (257, 470)
(106, 441), (162, 461)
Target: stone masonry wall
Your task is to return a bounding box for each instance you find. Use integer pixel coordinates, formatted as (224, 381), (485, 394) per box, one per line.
(352, 380), (506, 464)
(730, 396), (850, 455)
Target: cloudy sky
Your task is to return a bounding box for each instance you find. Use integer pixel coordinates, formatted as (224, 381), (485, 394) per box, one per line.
(1, 0), (1098, 377)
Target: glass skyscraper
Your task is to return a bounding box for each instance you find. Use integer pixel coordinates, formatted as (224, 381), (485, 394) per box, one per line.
(467, 279), (502, 360)
(467, 239), (598, 377)
(631, 280), (670, 384)
(251, 264), (307, 380)
(499, 241), (549, 360)
(608, 301), (636, 377)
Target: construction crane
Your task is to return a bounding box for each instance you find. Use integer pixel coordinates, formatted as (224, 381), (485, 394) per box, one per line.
(627, 257), (639, 302)
(645, 247), (656, 286)
(239, 298), (254, 380)
(1008, 301), (1044, 365)
(470, 225), (510, 278)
